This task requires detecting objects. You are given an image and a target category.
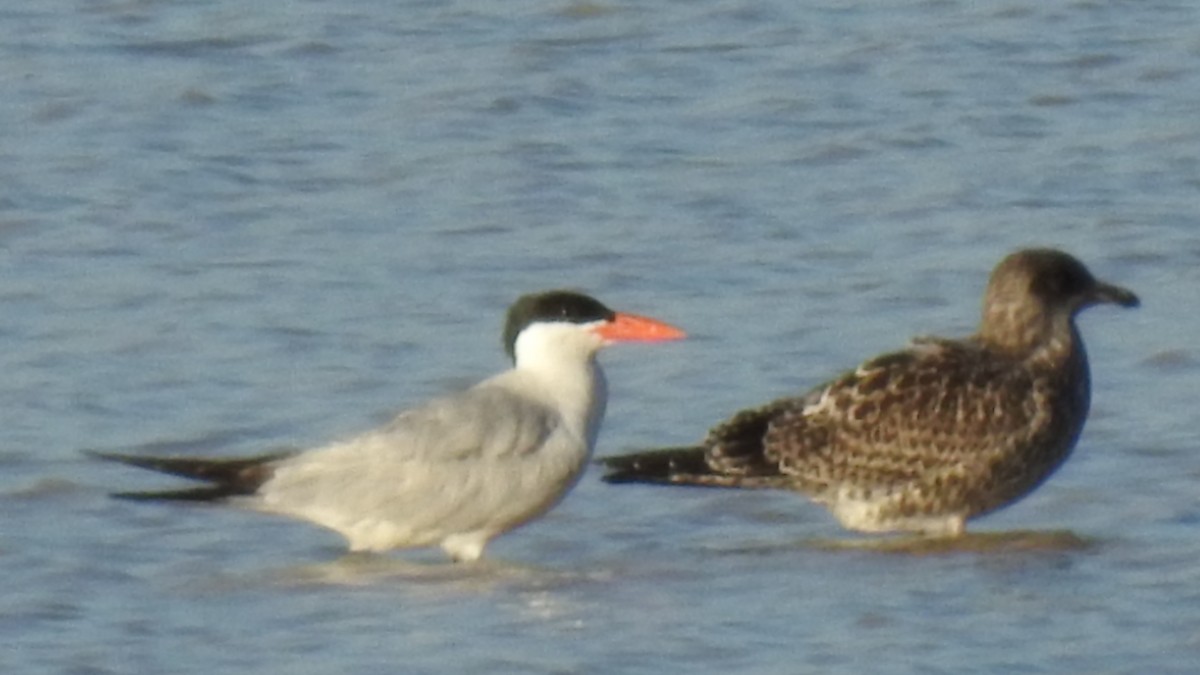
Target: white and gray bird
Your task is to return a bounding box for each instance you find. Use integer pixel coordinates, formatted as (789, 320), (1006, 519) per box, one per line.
(602, 249), (1138, 537)
(90, 290), (685, 561)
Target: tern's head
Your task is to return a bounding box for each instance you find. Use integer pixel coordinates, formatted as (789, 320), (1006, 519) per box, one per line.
(979, 248), (1139, 353)
(503, 290), (685, 365)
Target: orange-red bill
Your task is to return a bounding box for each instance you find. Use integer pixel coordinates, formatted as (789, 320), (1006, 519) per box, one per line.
(593, 312), (686, 343)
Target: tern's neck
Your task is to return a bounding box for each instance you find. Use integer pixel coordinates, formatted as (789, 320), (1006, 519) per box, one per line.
(519, 350), (607, 449)
(511, 325), (608, 449)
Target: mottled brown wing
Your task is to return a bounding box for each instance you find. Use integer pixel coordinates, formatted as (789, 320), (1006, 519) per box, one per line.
(761, 342), (1048, 497)
(699, 391), (816, 477)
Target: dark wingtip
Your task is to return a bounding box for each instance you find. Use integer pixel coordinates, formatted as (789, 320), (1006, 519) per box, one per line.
(84, 449), (153, 467)
(599, 446), (710, 484)
(85, 449), (291, 500)
(109, 486), (246, 502)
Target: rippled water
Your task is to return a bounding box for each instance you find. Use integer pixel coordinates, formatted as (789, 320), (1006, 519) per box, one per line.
(2, 0), (1198, 672)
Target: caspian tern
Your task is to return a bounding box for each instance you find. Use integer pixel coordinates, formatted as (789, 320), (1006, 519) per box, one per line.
(602, 249), (1138, 537)
(90, 290), (685, 561)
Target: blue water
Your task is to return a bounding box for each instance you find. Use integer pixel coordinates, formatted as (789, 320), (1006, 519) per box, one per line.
(2, 0), (1197, 672)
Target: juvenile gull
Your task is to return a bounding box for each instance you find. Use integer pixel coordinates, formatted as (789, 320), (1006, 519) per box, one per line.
(601, 249), (1138, 536)
(89, 291), (684, 562)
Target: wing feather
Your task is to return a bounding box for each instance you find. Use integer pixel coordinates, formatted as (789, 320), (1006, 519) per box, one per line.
(253, 380), (566, 546)
(764, 342), (1045, 498)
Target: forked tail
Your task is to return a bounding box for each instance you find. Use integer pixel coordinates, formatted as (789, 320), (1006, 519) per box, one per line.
(85, 450), (294, 502)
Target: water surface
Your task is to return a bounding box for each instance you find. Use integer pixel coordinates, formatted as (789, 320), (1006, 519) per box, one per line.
(1, 0), (1197, 672)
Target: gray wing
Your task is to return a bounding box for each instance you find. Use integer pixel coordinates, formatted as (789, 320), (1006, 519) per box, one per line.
(270, 381), (560, 481)
(372, 383), (559, 462)
(248, 381), (566, 539)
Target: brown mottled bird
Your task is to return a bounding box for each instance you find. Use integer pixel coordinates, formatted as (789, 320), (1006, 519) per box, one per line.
(601, 249), (1138, 536)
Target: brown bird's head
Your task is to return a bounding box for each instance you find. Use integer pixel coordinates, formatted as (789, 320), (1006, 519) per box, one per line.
(978, 248), (1139, 357)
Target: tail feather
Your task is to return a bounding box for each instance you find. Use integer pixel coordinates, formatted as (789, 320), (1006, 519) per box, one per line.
(109, 485), (256, 502)
(599, 446), (717, 485)
(600, 446), (791, 489)
(85, 450), (294, 502)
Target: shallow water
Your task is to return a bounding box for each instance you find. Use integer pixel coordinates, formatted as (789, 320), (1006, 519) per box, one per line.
(2, 0), (1198, 672)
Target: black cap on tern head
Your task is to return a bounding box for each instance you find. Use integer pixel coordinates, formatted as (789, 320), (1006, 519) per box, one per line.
(503, 290), (616, 361)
